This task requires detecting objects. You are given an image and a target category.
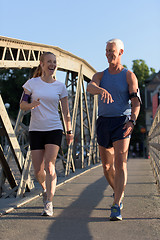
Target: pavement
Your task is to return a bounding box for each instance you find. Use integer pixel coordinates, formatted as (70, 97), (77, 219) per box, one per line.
(0, 158), (160, 240)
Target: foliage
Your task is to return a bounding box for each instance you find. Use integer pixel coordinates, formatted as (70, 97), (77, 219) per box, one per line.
(0, 68), (30, 120)
(130, 59), (155, 156)
(132, 59), (155, 87)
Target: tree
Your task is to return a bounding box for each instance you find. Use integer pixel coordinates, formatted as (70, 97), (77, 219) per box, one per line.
(130, 59), (155, 156)
(0, 68), (31, 120)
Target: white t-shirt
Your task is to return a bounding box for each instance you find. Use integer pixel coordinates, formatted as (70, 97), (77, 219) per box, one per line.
(23, 77), (68, 131)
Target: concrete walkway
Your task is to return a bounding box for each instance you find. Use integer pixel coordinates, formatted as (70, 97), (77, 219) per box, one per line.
(0, 158), (160, 240)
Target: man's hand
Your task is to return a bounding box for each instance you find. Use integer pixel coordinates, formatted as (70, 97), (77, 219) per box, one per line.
(123, 121), (134, 137)
(100, 89), (114, 104)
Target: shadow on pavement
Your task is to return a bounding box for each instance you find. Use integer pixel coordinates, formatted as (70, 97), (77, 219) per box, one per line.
(46, 176), (108, 240)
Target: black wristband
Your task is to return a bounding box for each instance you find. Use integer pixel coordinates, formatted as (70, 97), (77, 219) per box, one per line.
(129, 119), (136, 126)
(66, 130), (73, 134)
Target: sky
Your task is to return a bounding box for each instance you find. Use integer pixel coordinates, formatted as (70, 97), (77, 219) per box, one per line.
(1, 0), (160, 74)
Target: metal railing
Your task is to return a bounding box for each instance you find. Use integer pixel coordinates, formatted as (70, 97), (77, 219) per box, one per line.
(0, 36), (99, 198)
(148, 105), (160, 188)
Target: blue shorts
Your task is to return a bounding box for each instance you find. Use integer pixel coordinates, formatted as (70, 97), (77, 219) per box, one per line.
(96, 116), (130, 149)
(29, 129), (63, 150)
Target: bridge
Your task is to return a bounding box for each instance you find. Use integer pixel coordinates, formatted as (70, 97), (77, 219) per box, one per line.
(0, 36), (159, 240)
(0, 157), (159, 240)
(0, 36), (98, 198)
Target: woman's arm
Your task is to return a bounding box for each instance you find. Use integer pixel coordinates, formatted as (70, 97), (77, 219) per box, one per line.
(20, 88), (40, 111)
(60, 96), (74, 145)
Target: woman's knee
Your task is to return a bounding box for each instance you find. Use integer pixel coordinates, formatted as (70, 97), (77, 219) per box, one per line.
(34, 168), (45, 179)
(45, 160), (56, 175)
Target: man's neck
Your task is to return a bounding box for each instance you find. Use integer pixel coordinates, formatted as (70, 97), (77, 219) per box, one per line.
(108, 63), (123, 74)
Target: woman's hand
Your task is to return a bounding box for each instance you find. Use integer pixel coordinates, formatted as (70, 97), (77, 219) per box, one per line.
(66, 133), (74, 145)
(31, 98), (40, 109)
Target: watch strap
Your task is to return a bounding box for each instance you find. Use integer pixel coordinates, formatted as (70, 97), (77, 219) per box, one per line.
(129, 119), (136, 126)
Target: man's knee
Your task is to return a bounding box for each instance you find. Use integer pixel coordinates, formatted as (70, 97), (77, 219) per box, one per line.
(102, 163), (114, 173)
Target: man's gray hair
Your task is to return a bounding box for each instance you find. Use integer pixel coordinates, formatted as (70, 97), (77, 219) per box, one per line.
(107, 39), (124, 51)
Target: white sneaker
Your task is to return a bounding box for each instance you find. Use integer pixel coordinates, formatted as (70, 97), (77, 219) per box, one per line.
(41, 201), (53, 217)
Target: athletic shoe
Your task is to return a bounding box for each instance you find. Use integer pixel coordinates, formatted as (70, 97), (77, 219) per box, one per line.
(42, 191), (47, 205)
(110, 204), (122, 221)
(41, 201), (53, 217)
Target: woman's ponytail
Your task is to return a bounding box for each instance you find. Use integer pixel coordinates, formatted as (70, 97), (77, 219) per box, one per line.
(33, 64), (42, 78)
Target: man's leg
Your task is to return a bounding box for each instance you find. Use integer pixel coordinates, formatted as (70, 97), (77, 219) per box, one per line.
(112, 138), (130, 206)
(99, 145), (115, 190)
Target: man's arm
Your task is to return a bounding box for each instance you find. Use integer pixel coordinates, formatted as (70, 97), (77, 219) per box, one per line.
(127, 70), (141, 122)
(87, 72), (114, 104)
(123, 70), (141, 137)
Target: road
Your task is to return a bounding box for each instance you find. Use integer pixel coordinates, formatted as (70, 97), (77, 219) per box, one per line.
(0, 158), (160, 240)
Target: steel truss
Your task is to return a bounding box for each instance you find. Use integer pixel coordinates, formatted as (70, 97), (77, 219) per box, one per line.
(0, 36), (99, 197)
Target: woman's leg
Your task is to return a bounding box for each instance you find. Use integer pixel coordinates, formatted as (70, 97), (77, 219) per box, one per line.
(44, 144), (60, 202)
(31, 149), (46, 190)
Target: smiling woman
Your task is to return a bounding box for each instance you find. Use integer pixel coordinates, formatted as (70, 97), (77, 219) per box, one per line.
(33, 52), (57, 80)
(20, 51), (74, 217)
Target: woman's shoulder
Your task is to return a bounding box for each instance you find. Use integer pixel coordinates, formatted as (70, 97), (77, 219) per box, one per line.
(30, 76), (41, 81)
(26, 77), (40, 84)
(55, 80), (66, 87)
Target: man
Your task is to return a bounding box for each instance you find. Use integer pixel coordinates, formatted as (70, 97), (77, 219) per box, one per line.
(87, 39), (140, 221)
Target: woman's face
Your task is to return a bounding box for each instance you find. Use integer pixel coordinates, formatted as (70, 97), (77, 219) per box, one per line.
(41, 54), (57, 76)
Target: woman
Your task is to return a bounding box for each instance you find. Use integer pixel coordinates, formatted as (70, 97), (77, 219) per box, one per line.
(20, 52), (73, 216)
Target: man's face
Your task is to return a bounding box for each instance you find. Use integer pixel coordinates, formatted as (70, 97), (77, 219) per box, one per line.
(105, 42), (120, 64)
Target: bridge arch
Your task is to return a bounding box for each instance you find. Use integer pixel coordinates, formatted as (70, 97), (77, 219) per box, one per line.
(0, 36), (99, 197)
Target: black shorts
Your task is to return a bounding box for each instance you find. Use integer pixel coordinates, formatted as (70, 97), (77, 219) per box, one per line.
(29, 129), (63, 150)
(96, 116), (130, 149)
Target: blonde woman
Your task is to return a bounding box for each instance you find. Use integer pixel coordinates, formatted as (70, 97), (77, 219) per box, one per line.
(20, 52), (73, 216)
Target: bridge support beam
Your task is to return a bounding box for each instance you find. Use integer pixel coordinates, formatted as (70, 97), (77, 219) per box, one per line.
(0, 36), (99, 197)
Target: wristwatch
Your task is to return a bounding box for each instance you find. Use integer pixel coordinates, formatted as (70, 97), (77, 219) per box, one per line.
(129, 119), (136, 126)
(66, 130), (73, 134)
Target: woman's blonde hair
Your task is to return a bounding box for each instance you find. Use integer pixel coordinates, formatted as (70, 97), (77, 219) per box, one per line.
(33, 52), (56, 78)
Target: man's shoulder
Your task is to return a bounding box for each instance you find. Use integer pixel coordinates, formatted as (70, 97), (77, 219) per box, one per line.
(126, 69), (135, 78)
(94, 70), (106, 78)
(126, 70), (137, 83)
